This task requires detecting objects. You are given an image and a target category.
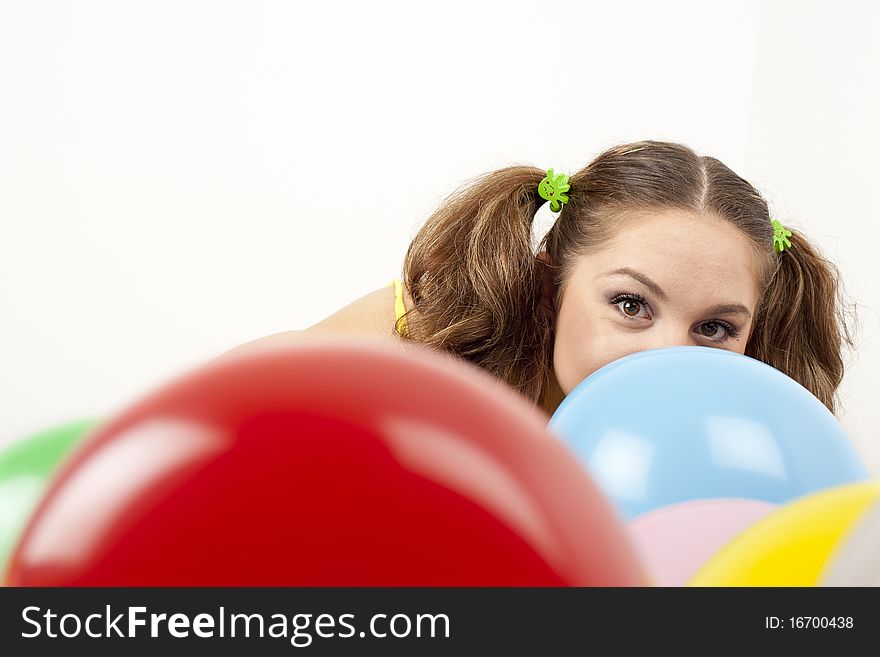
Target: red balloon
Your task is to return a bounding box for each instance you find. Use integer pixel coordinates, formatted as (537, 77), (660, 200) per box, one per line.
(7, 338), (645, 586)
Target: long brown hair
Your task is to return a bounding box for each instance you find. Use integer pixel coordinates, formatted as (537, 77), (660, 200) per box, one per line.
(397, 140), (855, 414)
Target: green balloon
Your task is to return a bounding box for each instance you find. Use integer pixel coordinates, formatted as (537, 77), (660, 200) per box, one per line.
(0, 418), (102, 582)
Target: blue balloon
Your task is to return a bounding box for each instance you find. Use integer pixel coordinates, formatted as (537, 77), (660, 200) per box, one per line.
(549, 346), (868, 520)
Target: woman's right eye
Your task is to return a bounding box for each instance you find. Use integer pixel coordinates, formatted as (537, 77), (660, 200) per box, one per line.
(610, 294), (652, 320)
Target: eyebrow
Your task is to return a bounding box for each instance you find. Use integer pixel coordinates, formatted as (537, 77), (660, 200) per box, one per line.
(599, 267), (753, 319)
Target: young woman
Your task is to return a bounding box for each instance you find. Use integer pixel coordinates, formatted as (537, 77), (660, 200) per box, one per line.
(222, 140), (854, 421)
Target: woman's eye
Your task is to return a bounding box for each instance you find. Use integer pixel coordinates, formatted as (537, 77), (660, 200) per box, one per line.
(622, 300), (641, 316)
(613, 296), (650, 319)
(700, 322), (721, 337)
(697, 321), (739, 342)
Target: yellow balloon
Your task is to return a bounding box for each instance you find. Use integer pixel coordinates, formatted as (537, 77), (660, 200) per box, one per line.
(689, 481), (880, 586)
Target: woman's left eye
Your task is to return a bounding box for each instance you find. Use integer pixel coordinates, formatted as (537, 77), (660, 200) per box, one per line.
(700, 322), (721, 337)
(697, 321), (740, 342)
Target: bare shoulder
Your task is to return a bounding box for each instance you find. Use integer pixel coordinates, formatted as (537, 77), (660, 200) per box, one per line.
(217, 283), (411, 362)
(306, 283), (402, 336)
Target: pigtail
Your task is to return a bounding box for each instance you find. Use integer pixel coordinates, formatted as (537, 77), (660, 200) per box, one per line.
(399, 166), (554, 405)
(746, 228), (856, 414)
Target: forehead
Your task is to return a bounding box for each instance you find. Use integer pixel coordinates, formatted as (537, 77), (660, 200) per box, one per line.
(573, 209), (761, 304)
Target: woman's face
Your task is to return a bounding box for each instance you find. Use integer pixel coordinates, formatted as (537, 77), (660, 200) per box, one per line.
(546, 209), (762, 396)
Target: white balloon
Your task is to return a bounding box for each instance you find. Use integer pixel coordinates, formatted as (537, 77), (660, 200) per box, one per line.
(821, 499), (880, 586)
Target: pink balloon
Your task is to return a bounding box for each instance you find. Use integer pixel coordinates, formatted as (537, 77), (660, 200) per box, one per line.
(628, 498), (778, 587)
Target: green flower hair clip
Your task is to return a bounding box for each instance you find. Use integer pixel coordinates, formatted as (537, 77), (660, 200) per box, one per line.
(771, 219), (792, 253)
(538, 168), (571, 212)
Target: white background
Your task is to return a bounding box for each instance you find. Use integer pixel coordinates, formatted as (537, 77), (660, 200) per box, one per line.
(1, 1), (878, 473)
